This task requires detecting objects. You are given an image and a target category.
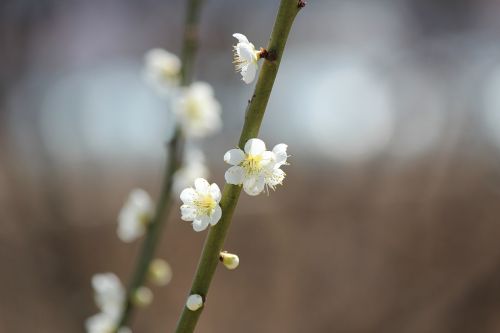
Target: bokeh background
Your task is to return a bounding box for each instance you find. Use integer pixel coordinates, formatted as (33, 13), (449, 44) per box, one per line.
(2, 0), (500, 332)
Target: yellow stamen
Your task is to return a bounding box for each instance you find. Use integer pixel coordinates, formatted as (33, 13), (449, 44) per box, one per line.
(194, 195), (216, 216)
(242, 154), (263, 175)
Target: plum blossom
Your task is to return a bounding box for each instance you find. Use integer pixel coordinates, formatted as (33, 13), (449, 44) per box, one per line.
(224, 138), (288, 196)
(143, 48), (181, 95)
(173, 82), (222, 137)
(180, 178), (222, 232)
(232, 33), (261, 84)
(117, 189), (154, 243)
(85, 273), (129, 333)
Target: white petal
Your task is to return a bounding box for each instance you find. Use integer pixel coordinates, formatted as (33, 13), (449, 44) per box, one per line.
(180, 188), (197, 204)
(210, 205), (222, 226)
(127, 189), (154, 215)
(237, 43), (256, 63)
(190, 81), (214, 97)
(192, 217), (210, 232)
(91, 273), (124, 315)
(244, 138), (266, 155)
(225, 166), (245, 185)
(194, 178), (210, 194)
(243, 176), (265, 196)
(267, 168), (286, 186)
(232, 33), (249, 44)
(224, 148), (245, 166)
(209, 183), (222, 203)
(272, 143), (288, 166)
(241, 62), (257, 84)
(117, 218), (143, 242)
(260, 151), (274, 168)
(180, 205), (196, 221)
(85, 312), (115, 333)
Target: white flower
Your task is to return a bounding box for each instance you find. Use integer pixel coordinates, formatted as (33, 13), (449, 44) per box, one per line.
(224, 138), (288, 196)
(85, 312), (131, 333)
(186, 294), (203, 311)
(117, 189), (154, 243)
(232, 33), (260, 84)
(173, 82), (222, 137)
(86, 273), (128, 333)
(173, 147), (210, 195)
(92, 273), (125, 317)
(143, 48), (181, 95)
(180, 178), (222, 232)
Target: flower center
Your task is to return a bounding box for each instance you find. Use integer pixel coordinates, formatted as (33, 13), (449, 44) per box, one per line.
(233, 46), (258, 72)
(194, 195), (216, 216)
(242, 154), (263, 175)
(138, 211), (151, 226)
(160, 65), (177, 80)
(185, 98), (202, 120)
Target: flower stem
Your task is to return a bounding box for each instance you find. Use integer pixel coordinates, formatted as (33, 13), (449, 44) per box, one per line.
(115, 0), (205, 330)
(181, 0), (204, 86)
(174, 1), (303, 332)
(116, 128), (182, 329)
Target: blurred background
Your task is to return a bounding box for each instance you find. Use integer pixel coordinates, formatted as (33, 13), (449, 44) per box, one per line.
(2, 0), (500, 332)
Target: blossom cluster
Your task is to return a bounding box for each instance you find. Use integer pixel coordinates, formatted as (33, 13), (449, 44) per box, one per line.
(176, 33), (289, 232)
(87, 32), (290, 330)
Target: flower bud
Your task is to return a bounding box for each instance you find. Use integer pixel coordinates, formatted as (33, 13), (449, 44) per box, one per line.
(186, 294), (203, 311)
(132, 286), (153, 307)
(219, 251), (239, 270)
(148, 259), (173, 286)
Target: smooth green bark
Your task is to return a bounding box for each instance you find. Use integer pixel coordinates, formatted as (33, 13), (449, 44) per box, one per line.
(174, 1), (303, 332)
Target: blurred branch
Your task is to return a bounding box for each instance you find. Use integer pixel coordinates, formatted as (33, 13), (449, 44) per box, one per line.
(115, 0), (205, 330)
(174, 1), (303, 332)
(180, 0), (204, 86)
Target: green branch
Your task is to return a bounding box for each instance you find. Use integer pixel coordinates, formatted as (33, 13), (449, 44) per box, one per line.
(115, 0), (205, 330)
(181, 0), (204, 86)
(174, 1), (303, 332)
(116, 129), (182, 329)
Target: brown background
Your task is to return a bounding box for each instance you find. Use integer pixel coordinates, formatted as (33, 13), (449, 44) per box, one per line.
(2, 0), (500, 332)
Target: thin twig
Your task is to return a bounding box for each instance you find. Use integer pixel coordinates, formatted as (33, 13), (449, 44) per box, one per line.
(174, 1), (303, 332)
(115, 0), (205, 329)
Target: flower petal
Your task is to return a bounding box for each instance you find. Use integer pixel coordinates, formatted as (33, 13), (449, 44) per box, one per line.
(225, 166), (245, 185)
(267, 168), (286, 187)
(180, 205), (197, 221)
(272, 143), (288, 166)
(260, 150), (274, 168)
(232, 33), (249, 44)
(180, 187), (197, 204)
(237, 43), (256, 63)
(194, 178), (210, 194)
(209, 183), (221, 203)
(210, 205), (222, 226)
(243, 175), (265, 196)
(224, 148), (245, 166)
(192, 216), (210, 232)
(241, 62), (257, 84)
(244, 138), (266, 155)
